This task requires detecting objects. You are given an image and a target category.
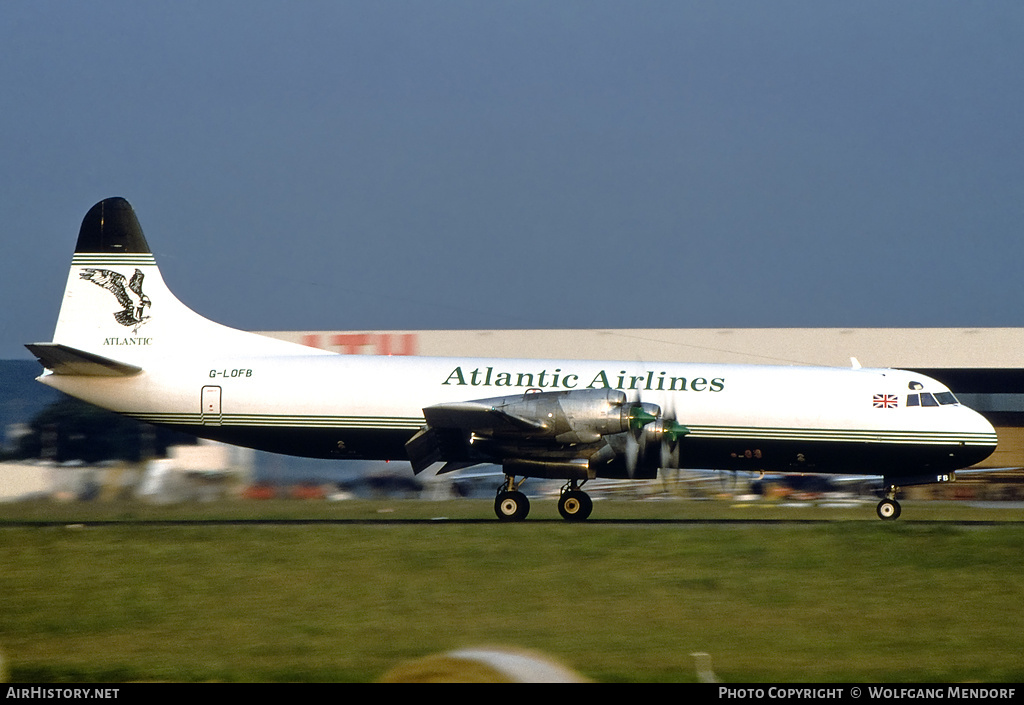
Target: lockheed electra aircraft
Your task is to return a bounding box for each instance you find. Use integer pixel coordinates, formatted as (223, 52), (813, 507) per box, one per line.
(27, 198), (998, 521)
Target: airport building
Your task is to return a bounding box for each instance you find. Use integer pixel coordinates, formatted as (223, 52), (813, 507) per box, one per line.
(259, 327), (1024, 472)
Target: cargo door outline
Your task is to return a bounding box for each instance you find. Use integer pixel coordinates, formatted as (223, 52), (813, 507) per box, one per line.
(201, 385), (223, 425)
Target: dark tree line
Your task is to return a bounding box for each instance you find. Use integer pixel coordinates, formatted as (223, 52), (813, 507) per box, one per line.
(7, 396), (196, 463)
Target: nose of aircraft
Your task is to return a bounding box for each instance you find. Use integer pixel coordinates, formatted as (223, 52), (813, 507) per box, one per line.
(959, 406), (999, 467)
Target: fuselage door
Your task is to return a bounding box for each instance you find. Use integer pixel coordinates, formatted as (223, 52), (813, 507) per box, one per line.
(201, 385), (223, 426)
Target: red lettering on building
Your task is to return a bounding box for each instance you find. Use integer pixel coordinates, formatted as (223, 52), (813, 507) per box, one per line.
(300, 332), (418, 355)
(331, 334), (371, 354)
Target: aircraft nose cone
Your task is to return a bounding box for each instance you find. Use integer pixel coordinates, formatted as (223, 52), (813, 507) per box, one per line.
(961, 407), (998, 466)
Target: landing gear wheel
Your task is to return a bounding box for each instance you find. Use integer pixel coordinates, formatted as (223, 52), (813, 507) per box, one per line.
(495, 491), (530, 521)
(558, 490), (593, 521)
(876, 498), (901, 521)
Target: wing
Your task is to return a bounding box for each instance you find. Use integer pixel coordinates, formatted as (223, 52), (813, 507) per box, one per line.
(405, 399), (549, 474)
(424, 400), (549, 435)
(405, 387), (666, 478)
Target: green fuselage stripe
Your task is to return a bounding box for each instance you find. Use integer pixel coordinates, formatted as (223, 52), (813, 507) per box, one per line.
(125, 413), (996, 446)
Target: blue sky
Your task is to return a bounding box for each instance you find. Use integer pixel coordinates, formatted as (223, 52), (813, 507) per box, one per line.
(4, 1), (1024, 360)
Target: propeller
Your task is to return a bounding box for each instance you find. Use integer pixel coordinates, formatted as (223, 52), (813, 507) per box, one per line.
(627, 401), (660, 433)
(623, 392), (659, 478)
(620, 392), (690, 477)
(658, 404), (690, 470)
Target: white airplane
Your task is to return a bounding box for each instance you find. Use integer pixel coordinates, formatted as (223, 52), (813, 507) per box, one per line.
(27, 198), (999, 521)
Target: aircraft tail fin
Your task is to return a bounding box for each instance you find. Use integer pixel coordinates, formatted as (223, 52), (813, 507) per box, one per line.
(37, 197), (329, 368)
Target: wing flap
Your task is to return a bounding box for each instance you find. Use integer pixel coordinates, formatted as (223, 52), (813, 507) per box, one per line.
(406, 400), (550, 474)
(25, 343), (143, 377)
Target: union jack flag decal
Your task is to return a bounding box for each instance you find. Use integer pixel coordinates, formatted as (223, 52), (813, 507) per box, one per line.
(873, 394), (898, 409)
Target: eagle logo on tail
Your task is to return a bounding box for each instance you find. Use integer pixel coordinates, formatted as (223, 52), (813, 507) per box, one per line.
(79, 268), (152, 332)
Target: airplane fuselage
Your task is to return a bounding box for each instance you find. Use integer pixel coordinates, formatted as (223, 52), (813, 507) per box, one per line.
(41, 352), (996, 479)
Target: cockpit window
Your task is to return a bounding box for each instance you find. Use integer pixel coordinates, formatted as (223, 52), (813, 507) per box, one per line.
(907, 392), (960, 407)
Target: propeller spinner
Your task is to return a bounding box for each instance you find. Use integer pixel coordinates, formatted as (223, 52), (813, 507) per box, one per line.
(621, 394), (689, 477)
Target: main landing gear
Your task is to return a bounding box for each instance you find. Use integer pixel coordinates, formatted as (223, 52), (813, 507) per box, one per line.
(557, 480), (593, 522)
(493, 477), (595, 522)
(876, 484), (902, 521)
(494, 476), (530, 521)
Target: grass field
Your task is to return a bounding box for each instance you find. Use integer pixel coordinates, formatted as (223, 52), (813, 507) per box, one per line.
(1, 498), (1022, 682)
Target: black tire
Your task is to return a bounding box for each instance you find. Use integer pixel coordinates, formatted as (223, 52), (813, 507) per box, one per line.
(876, 499), (901, 521)
(495, 491), (530, 521)
(558, 490), (593, 521)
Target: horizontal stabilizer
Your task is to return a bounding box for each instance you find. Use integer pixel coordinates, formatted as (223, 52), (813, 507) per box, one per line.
(26, 343), (143, 377)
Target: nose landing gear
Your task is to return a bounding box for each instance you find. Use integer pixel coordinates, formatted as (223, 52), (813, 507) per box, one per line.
(876, 485), (902, 521)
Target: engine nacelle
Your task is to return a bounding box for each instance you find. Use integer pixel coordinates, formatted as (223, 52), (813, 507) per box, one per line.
(490, 387), (660, 444)
(503, 459), (590, 480)
(411, 388), (672, 477)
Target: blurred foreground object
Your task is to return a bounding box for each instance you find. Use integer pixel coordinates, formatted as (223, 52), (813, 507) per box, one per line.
(378, 646), (588, 683)
(691, 652), (719, 683)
